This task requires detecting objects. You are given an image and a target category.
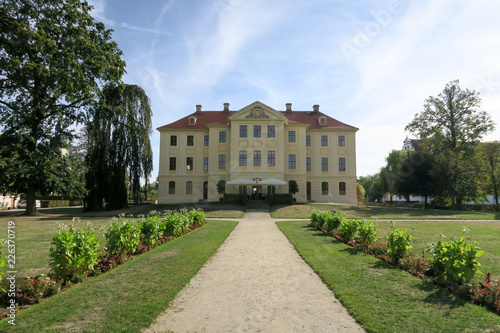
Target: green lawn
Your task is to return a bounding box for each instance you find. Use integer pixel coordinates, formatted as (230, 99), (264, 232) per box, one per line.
(277, 221), (500, 333)
(0, 220), (238, 332)
(270, 203), (500, 220)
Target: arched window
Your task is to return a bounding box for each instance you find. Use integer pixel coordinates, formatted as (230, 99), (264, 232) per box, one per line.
(339, 182), (346, 195)
(186, 181), (193, 195)
(321, 182), (329, 195)
(168, 181), (175, 194)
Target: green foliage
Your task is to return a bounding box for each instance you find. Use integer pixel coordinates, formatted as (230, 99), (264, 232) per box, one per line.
(0, 0), (125, 215)
(405, 79), (495, 152)
(163, 212), (190, 237)
(288, 180), (299, 196)
(139, 214), (164, 246)
(431, 236), (484, 285)
(385, 228), (413, 262)
(104, 219), (141, 256)
(86, 84), (153, 211)
(357, 174), (385, 201)
(49, 224), (101, 283)
(357, 220), (378, 247)
(339, 219), (362, 241)
(186, 209), (206, 227)
(267, 193), (293, 205)
(216, 180), (226, 195)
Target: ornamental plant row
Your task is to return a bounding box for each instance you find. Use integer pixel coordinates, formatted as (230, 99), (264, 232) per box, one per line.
(0, 208), (206, 307)
(309, 210), (499, 316)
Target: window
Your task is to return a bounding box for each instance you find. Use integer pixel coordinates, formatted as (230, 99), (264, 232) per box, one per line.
(321, 135), (328, 146)
(306, 135), (311, 147)
(319, 117), (326, 125)
(239, 125), (247, 138)
(267, 151), (275, 166)
(186, 157), (193, 171)
(204, 157), (208, 171)
(169, 157), (176, 171)
(204, 135), (209, 146)
(288, 154), (296, 169)
(188, 117), (196, 125)
(339, 182), (346, 195)
(187, 135), (194, 146)
(267, 186), (275, 194)
(321, 157), (328, 171)
(288, 131), (296, 142)
(253, 151), (261, 166)
(253, 125), (261, 138)
(338, 135), (345, 147)
(239, 186), (247, 195)
(306, 157), (311, 171)
(267, 125), (275, 138)
(169, 181), (175, 194)
(219, 131), (226, 143)
(239, 151), (247, 166)
(170, 135), (177, 146)
(322, 182), (329, 195)
(339, 158), (346, 171)
(219, 155), (226, 169)
(186, 181), (193, 194)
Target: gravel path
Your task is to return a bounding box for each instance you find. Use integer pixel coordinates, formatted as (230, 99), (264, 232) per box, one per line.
(144, 209), (364, 333)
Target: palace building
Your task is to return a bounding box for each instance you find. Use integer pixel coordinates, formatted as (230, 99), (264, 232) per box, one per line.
(157, 101), (358, 205)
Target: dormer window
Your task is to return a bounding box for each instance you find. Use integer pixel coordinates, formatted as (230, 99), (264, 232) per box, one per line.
(319, 117), (327, 125)
(188, 117), (197, 125)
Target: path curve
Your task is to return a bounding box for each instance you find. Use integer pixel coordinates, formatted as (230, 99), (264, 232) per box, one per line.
(144, 209), (364, 333)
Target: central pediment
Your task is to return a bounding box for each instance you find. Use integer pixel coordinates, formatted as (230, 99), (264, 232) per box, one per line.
(228, 101), (287, 122)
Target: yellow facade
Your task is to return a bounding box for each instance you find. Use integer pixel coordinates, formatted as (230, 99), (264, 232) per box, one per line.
(157, 101), (358, 205)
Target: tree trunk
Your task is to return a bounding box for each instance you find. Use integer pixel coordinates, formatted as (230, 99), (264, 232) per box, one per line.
(24, 188), (38, 216)
(424, 195), (428, 210)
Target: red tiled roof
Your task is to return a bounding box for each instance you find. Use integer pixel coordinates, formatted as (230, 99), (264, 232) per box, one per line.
(157, 110), (358, 131)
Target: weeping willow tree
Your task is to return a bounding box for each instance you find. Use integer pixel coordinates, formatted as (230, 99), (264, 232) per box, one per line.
(85, 84), (153, 211)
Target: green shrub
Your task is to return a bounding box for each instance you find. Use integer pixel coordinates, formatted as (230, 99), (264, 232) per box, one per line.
(105, 219), (141, 255)
(268, 193), (293, 205)
(49, 224), (100, 283)
(163, 212), (190, 237)
(139, 214), (164, 246)
(357, 220), (378, 248)
(385, 228), (413, 262)
(325, 212), (344, 233)
(339, 219), (362, 241)
(431, 236), (484, 285)
(186, 208), (206, 227)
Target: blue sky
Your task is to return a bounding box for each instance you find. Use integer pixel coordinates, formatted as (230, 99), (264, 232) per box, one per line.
(88, 0), (500, 179)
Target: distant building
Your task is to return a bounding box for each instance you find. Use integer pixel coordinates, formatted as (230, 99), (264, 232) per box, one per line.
(157, 101), (359, 204)
(0, 194), (20, 209)
(402, 136), (420, 151)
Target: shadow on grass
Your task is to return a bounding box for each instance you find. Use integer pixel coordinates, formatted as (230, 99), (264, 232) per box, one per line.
(415, 280), (467, 309)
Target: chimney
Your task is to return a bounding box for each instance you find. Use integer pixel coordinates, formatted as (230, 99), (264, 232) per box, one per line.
(196, 105), (202, 114)
(285, 103), (292, 113)
(312, 104), (319, 113)
(223, 103), (230, 113)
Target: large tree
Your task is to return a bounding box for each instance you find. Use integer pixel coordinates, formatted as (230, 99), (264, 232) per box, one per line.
(0, 0), (125, 214)
(85, 84), (153, 211)
(405, 79), (495, 152)
(478, 141), (500, 210)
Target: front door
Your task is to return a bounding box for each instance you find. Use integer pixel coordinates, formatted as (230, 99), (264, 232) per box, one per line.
(307, 182), (311, 201)
(251, 186), (262, 199)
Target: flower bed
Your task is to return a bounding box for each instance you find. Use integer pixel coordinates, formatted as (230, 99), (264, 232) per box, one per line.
(0, 208), (206, 311)
(310, 210), (499, 316)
